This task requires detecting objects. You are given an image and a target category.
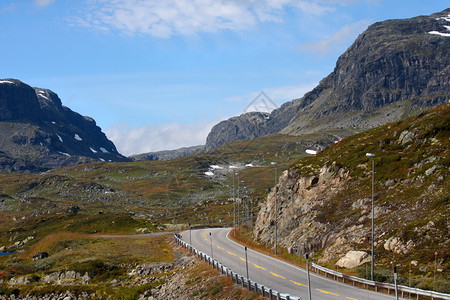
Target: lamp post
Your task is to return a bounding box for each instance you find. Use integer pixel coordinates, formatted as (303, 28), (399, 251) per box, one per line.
(237, 172), (240, 230)
(394, 266), (399, 300)
(366, 153), (375, 281)
(245, 246), (249, 284)
(250, 199), (253, 228)
(306, 253), (312, 300)
(209, 232), (213, 259)
(189, 223), (192, 246)
(271, 162), (278, 255)
(434, 251), (438, 291)
(231, 166), (237, 236)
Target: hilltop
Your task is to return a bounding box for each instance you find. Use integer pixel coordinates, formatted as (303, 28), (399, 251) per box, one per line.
(0, 79), (129, 172)
(254, 103), (449, 292)
(205, 9), (450, 151)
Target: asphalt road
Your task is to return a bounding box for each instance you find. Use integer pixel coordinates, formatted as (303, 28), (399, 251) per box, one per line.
(181, 227), (403, 300)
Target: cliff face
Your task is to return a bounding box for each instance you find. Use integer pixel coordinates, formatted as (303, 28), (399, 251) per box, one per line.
(253, 103), (449, 269)
(254, 164), (352, 260)
(205, 9), (450, 151)
(283, 9), (450, 135)
(0, 79), (129, 172)
(205, 99), (307, 151)
(130, 145), (205, 161)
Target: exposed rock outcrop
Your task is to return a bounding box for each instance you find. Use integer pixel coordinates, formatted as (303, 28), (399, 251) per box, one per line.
(336, 250), (371, 269)
(205, 9), (449, 151)
(253, 103), (449, 269)
(130, 145), (205, 161)
(254, 164), (353, 261)
(0, 79), (129, 172)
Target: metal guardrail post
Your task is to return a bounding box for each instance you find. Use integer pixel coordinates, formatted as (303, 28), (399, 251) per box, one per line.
(310, 262), (450, 300)
(394, 266), (399, 300)
(173, 232), (312, 300)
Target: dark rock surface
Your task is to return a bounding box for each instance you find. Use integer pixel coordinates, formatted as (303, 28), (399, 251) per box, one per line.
(0, 79), (129, 172)
(205, 9), (450, 151)
(130, 145), (205, 161)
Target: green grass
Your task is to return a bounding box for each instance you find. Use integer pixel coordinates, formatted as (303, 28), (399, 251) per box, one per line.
(0, 104), (448, 295)
(234, 104), (449, 292)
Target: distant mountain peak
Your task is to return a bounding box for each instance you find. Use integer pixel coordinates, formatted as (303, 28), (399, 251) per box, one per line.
(204, 9), (450, 152)
(0, 79), (129, 172)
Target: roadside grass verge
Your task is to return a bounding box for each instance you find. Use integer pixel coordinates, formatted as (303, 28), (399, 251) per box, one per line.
(0, 233), (174, 280)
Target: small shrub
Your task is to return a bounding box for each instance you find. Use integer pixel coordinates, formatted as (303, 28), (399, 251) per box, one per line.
(71, 259), (119, 279)
(33, 258), (55, 271)
(0, 286), (20, 297)
(435, 279), (450, 294)
(211, 284), (223, 296)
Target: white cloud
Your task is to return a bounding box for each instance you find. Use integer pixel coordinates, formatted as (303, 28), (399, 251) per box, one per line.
(105, 120), (216, 156)
(298, 19), (371, 58)
(70, 0), (337, 37)
(34, 0), (55, 6)
(105, 81), (318, 156)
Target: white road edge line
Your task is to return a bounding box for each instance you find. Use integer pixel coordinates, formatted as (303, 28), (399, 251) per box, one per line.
(222, 228), (398, 299)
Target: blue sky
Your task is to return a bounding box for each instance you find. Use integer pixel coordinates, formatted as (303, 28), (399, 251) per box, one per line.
(0, 0), (448, 155)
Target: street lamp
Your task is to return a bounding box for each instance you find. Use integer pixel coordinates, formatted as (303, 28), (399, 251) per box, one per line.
(366, 153), (375, 281)
(271, 162), (278, 255)
(209, 232), (213, 259)
(230, 166), (237, 236)
(189, 223), (192, 246)
(237, 172), (240, 230)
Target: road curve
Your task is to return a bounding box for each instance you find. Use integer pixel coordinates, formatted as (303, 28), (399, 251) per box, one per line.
(181, 227), (403, 300)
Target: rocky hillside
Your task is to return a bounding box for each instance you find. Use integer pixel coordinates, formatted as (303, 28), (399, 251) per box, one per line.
(130, 145), (205, 161)
(205, 9), (450, 151)
(253, 103), (449, 286)
(205, 100), (301, 151)
(0, 79), (129, 172)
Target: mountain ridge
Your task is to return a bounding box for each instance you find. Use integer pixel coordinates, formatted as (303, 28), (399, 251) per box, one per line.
(204, 9), (450, 151)
(254, 103), (449, 288)
(0, 79), (129, 172)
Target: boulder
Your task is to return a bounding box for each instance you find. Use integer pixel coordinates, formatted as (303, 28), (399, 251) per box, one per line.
(336, 250), (371, 269)
(384, 236), (415, 254)
(33, 251), (49, 261)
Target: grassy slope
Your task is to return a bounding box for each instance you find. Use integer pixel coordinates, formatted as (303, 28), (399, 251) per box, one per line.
(1, 104), (447, 294)
(293, 103), (449, 267)
(0, 131), (329, 297)
(237, 103), (449, 293)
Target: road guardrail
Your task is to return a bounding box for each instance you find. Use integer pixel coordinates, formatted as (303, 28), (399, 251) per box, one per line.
(174, 233), (301, 300)
(175, 232), (450, 300)
(311, 262), (450, 300)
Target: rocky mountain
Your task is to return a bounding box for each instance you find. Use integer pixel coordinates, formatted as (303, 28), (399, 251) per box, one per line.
(0, 79), (129, 172)
(130, 145), (205, 161)
(253, 103), (449, 279)
(205, 100), (301, 151)
(205, 9), (450, 151)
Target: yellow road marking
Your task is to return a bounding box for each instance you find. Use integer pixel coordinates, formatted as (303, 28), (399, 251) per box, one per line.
(253, 264), (266, 270)
(316, 289), (340, 296)
(239, 257), (248, 262)
(270, 272), (286, 279)
(217, 246), (224, 250)
(227, 251), (237, 256)
(346, 297), (358, 300)
(290, 280), (307, 287)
